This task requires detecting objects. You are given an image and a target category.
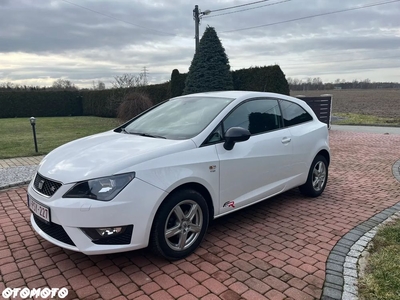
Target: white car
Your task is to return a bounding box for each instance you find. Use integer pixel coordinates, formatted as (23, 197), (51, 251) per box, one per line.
(27, 91), (329, 260)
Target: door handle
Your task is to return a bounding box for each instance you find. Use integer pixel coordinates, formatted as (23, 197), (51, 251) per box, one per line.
(281, 137), (291, 144)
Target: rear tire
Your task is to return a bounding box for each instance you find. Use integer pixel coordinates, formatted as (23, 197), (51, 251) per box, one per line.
(150, 189), (209, 260)
(299, 155), (328, 197)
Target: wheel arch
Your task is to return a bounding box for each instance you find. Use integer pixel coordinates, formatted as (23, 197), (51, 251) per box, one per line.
(167, 182), (215, 221)
(148, 182), (215, 259)
(317, 149), (330, 166)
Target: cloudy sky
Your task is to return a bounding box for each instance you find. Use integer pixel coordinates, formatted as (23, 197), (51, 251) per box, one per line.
(1, 0), (399, 88)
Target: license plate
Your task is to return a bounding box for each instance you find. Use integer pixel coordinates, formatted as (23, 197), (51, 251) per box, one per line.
(28, 195), (51, 224)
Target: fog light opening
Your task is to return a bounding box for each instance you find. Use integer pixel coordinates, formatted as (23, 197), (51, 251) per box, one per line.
(82, 226), (128, 241)
(96, 227), (123, 237)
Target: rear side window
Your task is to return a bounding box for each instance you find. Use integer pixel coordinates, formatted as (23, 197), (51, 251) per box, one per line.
(280, 100), (313, 127)
(223, 99), (282, 135)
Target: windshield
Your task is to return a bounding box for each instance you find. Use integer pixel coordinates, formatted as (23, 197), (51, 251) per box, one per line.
(124, 96), (234, 139)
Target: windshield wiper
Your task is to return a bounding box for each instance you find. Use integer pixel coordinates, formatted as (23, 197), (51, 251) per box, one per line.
(129, 132), (166, 139)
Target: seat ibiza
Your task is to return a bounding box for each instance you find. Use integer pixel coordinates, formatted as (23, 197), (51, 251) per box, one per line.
(28, 91), (330, 260)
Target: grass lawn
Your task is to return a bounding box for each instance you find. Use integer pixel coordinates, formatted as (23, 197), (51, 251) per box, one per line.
(332, 113), (400, 126)
(359, 218), (400, 300)
(0, 116), (120, 159)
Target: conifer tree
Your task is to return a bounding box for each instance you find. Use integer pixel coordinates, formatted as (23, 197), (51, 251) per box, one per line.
(184, 26), (233, 94)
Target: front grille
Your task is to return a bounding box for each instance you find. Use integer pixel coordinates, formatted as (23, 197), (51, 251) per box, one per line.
(92, 225), (133, 245)
(34, 173), (62, 197)
(33, 216), (75, 246)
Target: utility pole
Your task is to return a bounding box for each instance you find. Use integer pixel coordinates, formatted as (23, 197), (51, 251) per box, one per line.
(142, 67), (148, 86)
(193, 5), (200, 52)
(193, 5), (211, 53)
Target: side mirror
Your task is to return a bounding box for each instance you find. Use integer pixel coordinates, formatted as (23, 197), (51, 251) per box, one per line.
(224, 127), (251, 150)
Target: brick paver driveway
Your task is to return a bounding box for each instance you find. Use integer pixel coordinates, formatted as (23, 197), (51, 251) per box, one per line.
(1, 131), (399, 300)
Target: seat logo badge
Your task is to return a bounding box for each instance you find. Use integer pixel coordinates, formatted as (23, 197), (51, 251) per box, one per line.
(38, 180), (45, 190)
(209, 165), (216, 172)
(223, 201), (235, 208)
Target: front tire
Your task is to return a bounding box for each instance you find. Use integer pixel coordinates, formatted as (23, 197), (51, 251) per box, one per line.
(150, 189), (209, 260)
(299, 155), (328, 197)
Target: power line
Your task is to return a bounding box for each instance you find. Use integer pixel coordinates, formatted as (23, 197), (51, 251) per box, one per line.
(234, 48), (396, 60)
(230, 54), (400, 69)
(285, 55), (400, 67)
(60, 0), (176, 36)
(222, 0), (400, 33)
(204, 0), (291, 18)
(211, 0), (273, 13)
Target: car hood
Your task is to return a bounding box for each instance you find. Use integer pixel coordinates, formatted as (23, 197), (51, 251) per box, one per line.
(38, 131), (196, 184)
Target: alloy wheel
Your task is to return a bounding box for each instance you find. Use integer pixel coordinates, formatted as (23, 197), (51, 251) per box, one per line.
(164, 200), (203, 251)
(312, 161), (326, 191)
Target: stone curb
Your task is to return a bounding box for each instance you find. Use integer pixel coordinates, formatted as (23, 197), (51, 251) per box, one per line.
(0, 180), (31, 191)
(321, 159), (400, 300)
(393, 159), (400, 182)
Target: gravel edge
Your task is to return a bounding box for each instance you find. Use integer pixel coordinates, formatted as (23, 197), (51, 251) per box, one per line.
(0, 165), (38, 190)
(321, 158), (400, 300)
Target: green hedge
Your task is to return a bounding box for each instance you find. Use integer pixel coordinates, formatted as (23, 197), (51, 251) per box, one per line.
(81, 82), (170, 117)
(232, 65), (290, 95)
(81, 89), (124, 118)
(170, 69), (187, 98)
(138, 82), (170, 105)
(0, 90), (82, 118)
(0, 83), (170, 119)
(169, 65), (289, 97)
(0, 65), (288, 119)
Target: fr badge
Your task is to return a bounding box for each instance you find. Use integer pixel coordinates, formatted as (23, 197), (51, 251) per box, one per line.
(223, 201), (235, 208)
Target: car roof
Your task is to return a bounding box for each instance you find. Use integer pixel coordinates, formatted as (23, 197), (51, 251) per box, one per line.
(184, 91), (254, 98)
(179, 90), (292, 100)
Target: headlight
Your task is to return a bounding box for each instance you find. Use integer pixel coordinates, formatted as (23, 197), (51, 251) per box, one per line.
(63, 173), (135, 201)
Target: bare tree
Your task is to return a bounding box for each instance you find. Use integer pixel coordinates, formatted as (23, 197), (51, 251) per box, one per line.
(117, 92), (153, 122)
(312, 77), (323, 90)
(111, 73), (145, 89)
(0, 82), (16, 89)
(52, 79), (77, 90)
(92, 80), (106, 90)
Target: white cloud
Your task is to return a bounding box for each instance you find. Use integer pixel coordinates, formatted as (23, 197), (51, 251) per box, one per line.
(0, 0), (399, 87)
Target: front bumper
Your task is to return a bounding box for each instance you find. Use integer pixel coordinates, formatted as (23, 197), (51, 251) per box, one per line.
(27, 177), (167, 255)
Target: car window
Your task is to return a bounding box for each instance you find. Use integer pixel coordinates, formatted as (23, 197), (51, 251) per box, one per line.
(223, 99), (282, 135)
(124, 96), (234, 140)
(280, 100), (313, 127)
(204, 124), (224, 145)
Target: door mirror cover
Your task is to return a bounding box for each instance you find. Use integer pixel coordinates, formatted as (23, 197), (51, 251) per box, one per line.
(224, 127), (251, 150)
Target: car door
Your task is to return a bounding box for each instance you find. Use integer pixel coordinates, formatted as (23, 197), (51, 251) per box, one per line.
(215, 98), (293, 214)
(279, 100), (316, 182)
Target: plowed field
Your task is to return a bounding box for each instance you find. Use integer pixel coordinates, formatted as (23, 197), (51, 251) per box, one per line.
(290, 89), (400, 119)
